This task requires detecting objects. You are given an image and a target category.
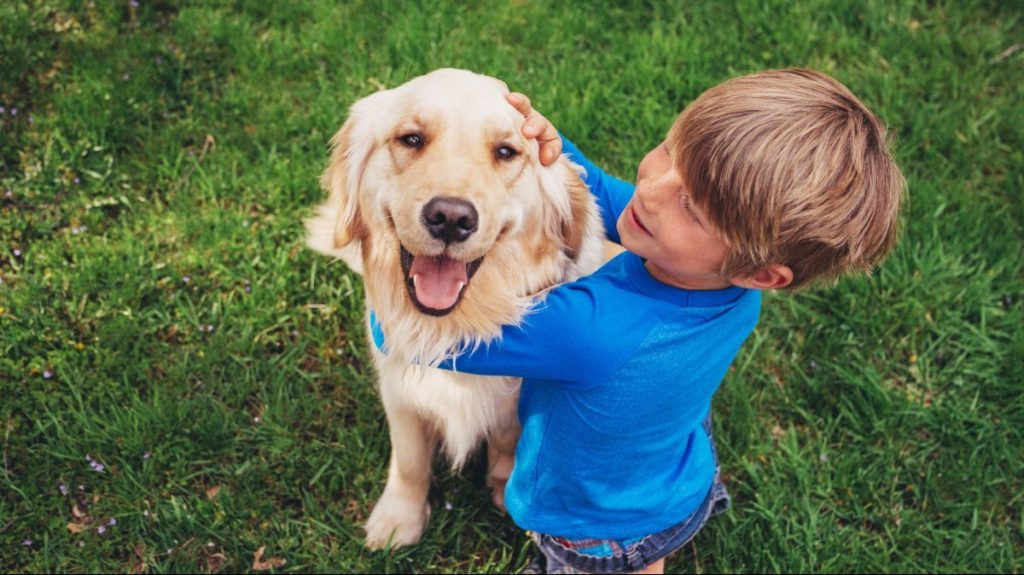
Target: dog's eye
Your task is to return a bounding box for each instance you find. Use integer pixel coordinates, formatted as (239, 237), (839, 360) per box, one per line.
(495, 145), (518, 160)
(398, 133), (424, 149)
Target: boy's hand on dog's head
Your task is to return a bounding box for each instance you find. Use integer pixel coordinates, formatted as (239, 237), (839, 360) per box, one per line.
(507, 92), (562, 166)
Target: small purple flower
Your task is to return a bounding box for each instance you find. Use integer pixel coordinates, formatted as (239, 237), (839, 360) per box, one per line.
(43, 370), (53, 379)
(59, 483), (69, 496)
(131, 0), (139, 7)
(182, 275), (191, 284)
(87, 456), (105, 473)
(143, 451), (152, 460)
(0, 106), (5, 114)
(73, 177), (80, 185)
(108, 518), (117, 526)
(22, 539), (33, 546)
(12, 248), (21, 257)
(4, 190), (11, 199)
(97, 525), (106, 535)
(28, 115), (33, 125)
(9, 108), (16, 117)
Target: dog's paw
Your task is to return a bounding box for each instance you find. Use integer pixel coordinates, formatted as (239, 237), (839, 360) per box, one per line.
(487, 477), (508, 513)
(485, 452), (514, 514)
(364, 493), (431, 550)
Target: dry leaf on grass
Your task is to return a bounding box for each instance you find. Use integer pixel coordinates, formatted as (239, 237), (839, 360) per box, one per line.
(205, 485), (222, 499)
(200, 549), (228, 573)
(206, 552), (228, 572)
(252, 545), (286, 571)
(131, 542), (147, 575)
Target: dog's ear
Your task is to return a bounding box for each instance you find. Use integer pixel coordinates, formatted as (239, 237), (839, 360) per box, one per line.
(306, 117), (370, 257)
(535, 157), (599, 262)
(324, 121), (365, 248)
(547, 159), (601, 262)
(558, 164), (593, 261)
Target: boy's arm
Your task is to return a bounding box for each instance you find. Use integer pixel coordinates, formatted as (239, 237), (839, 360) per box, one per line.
(371, 281), (627, 383)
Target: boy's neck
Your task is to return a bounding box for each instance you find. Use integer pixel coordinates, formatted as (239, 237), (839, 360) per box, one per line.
(643, 260), (735, 291)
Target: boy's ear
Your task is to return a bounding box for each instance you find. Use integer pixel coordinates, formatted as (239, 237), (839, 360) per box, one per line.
(730, 264), (793, 290)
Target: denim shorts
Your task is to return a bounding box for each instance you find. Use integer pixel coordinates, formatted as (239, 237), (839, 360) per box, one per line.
(524, 414), (730, 574)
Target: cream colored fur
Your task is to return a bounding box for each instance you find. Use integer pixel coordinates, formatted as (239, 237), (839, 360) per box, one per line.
(306, 68), (604, 549)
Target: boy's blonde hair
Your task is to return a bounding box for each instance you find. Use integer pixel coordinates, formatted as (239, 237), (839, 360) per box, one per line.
(669, 68), (904, 290)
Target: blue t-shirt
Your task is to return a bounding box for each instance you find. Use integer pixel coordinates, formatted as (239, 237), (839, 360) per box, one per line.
(372, 137), (761, 539)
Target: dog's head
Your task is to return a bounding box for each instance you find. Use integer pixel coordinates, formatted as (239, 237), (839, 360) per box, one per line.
(307, 68), (602, 358)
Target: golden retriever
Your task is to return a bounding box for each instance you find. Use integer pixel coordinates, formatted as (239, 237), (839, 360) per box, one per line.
(306, 68), (605, 549)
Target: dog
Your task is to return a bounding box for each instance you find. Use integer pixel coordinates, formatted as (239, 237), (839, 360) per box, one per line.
(306, 68), (605, 549)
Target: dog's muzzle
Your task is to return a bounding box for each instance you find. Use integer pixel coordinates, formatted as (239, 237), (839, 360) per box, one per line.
(400, 246), (484, 317)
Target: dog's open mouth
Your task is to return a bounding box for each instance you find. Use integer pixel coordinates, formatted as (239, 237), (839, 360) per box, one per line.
(400, 246), (484, 316)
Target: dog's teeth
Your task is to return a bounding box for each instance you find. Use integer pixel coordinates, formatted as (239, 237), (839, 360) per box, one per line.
(457, 281), (465, 293)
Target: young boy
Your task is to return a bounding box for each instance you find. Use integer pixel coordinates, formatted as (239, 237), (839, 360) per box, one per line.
(374, 68), (904, 573)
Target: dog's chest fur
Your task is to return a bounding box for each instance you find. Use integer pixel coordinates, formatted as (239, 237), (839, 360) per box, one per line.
(373, 353), (521, 469)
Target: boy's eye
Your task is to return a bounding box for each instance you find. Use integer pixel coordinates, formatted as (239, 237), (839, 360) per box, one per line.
(681, 195), (702, 225)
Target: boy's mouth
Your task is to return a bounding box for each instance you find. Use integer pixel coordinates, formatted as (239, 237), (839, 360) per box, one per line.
(630, 205), (653, 236)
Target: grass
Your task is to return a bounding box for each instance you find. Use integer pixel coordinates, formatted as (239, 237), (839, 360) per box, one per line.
(1, 0), (1021, 572)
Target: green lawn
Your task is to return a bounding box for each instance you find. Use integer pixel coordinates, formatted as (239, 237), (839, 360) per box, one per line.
(1, 1), (1021, 572)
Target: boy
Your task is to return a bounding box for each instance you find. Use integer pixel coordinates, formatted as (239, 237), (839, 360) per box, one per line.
(374, 68), (904, 573)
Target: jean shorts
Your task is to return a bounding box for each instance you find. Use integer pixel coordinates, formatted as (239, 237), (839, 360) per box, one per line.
(523, 414), (730, 574)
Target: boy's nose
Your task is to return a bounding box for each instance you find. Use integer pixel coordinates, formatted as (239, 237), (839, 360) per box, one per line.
(634, 182), (661, 209)
(636, 177), (674, 206)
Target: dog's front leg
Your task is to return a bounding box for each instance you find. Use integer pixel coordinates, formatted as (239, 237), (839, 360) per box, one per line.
(486, 420), (519, 513)
(364, 364), (436, 550)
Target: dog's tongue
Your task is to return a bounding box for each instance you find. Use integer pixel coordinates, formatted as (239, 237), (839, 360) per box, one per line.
(410, 255), (468, 310)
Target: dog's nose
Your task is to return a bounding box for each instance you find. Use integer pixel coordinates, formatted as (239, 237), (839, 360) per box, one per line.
(422, 197), (479, 244)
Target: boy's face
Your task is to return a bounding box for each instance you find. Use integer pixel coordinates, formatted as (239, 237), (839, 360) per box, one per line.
(617, 141), (732, 290)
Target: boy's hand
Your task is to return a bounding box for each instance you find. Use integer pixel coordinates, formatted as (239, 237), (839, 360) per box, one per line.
(506, 92), (562, 166)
